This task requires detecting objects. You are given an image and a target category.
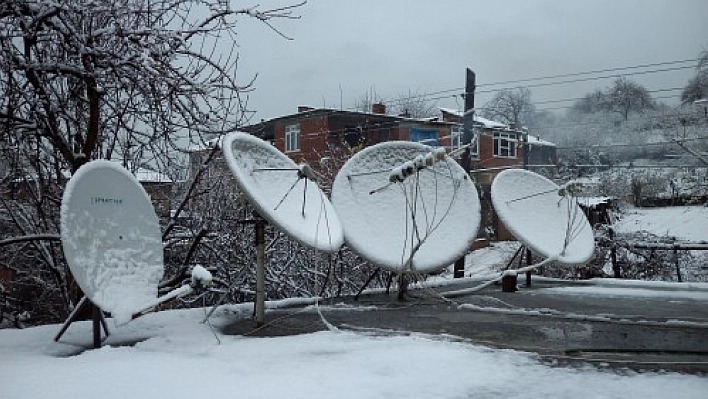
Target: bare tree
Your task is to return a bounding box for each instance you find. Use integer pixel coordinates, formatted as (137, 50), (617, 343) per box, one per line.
(681, 51), (708, 105)
(0, 0), (303, 323)
(353, 86), (384, 113)
(479, 87), (534, 127)
(571, 78), (655, 121)
(604, 78), (655, 121)
(389, 90), (437, 118)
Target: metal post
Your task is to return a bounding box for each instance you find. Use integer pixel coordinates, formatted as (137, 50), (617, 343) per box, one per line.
(525, 248), (532, 286)
(254, 215), (266, 327)
(609, 228), (621, 278)
(522, 131), (529, 169)
(453, 257), (465, 278)
(454, 68), (476, 278)
(92, 303), (102, 349)
(674, 246), (682, 283)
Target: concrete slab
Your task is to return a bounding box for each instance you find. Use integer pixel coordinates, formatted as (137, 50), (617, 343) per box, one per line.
(219, 277), (708, 374)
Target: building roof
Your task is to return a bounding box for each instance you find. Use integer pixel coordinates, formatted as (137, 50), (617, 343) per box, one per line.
(438, 107), (509, 129)
(243, 107), (457, 133)
(526, 135), (556, 147)
(439, 107), (556, 147)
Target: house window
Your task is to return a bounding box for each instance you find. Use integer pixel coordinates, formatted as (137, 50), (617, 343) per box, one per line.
(451, 125), (462, 150)
(343, 125), (364, 148)
(470, 132), (479, 158)
(409, 128), (439, 146)
(285, 124), (300, 152)
(451, 125), (478, 158)
(493, 132), (517, 158)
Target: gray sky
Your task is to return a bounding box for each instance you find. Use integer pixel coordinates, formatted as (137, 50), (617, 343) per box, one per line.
(233, 0), (708, 121)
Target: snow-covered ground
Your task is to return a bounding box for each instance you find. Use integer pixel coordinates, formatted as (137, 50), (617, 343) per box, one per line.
(613, 205), (708, 242)
(3, 205), (708, 398)
(2, 304), (708, 399)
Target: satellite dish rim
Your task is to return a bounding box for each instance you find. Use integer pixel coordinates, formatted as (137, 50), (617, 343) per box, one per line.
(60, 159), (164, 319)
(490, 168), (594, 265)
(220, 131), (344, 252)
(332, 140), (481, 274)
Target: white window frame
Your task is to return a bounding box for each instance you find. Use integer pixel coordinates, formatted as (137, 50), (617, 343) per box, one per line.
(285, 124), (300, 153)
(493, 131), (517, 158)
(469, 131), (479, 159)
(451, 125), (462, 151)
(451, 125), (479, 159)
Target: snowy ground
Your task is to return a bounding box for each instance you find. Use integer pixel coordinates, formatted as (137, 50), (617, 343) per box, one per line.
(3, 205), (708, 398)
(2, 303), (708, 399)
(612, 205), (708, 242)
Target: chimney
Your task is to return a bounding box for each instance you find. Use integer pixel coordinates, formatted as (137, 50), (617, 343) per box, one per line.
(372, 103), (386, 115)
(298, 106), (315, 113)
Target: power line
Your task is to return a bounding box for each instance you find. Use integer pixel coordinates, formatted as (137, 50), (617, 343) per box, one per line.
(248, 90), (700, 142)
(477, 58), (698, 88)
(475, 65), (695, 95)
(555, 136), (708, 151)
(362, 57), (699, 109)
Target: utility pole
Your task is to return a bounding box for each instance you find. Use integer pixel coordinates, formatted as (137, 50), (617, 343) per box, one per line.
(461, 68), (476, 151)
(454, 68), (476, 279)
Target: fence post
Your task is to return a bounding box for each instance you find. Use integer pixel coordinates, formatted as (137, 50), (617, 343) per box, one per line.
(609, 228), (620, 278)
(674, 245), (682, 283)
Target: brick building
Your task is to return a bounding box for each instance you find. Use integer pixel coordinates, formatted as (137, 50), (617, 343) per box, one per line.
(192, 104), (558, 241)
(240, 104), (457, 167)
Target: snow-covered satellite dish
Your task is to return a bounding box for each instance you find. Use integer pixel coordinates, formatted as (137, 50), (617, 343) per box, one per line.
(60, 160), (164, 323)
(221, 132), (344, 252)
(331, 141), (481, 274)
(490, 168), (594, 264)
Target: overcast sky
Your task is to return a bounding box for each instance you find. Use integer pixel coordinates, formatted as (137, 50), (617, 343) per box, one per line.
(233, 0), (708, 121)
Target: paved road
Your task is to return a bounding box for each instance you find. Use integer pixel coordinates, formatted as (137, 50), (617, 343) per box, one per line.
(220, 277), (708, 373)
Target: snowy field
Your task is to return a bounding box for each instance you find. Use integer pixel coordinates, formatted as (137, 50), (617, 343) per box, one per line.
(612, 205), (708, 242)
(2, 304), (708, 399)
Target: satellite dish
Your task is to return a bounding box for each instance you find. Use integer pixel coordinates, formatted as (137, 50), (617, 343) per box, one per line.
(490, 168), (594, 264)
(331, 141), (481, 274)
(221, 132), (344, 252)
(60, 160), (164, 324)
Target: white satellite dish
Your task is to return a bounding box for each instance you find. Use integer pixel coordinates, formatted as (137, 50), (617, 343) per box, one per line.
(60, 160), (164, 324)
(331, 141), (481, 274)
(490, 168), (594, 265)
(221, 132), (344, 252)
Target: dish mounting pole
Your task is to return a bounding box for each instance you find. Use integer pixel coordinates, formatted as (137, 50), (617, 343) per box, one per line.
(454, 67), (476, 279)
(54, 296), (109, 348)
(254, 212), (266, 327)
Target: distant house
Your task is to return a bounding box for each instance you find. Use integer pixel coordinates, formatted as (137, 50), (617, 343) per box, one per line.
(189, 104), (558, 241)
(439, 108), (558, 241)
(133, 167), (173, 220)
(0, 162), (173, 219)
(240, 104), (456, 167)
(439, 108), (557, 172)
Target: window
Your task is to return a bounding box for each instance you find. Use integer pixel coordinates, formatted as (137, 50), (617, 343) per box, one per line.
(285, 124), (300, 152)
(470, 132), (479, 158)
(343, 125), (364, 148)
(451, 125), (462, 150)
(409, 128), (439, 146)
(451, 125), (478, 158)
(493, 132), (517, 158)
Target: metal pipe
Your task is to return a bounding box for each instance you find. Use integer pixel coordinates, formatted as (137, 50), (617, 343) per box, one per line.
(255, 216), (266, 327)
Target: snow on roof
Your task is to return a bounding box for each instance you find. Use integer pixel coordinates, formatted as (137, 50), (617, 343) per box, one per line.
(134, 168), (172, 183)
(439, 107), (508, 129)
(103, 160), (173, 183)
(527, 135), (556, 147)
(186, 135), (222, 152)
(576, 196), (612, 207)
